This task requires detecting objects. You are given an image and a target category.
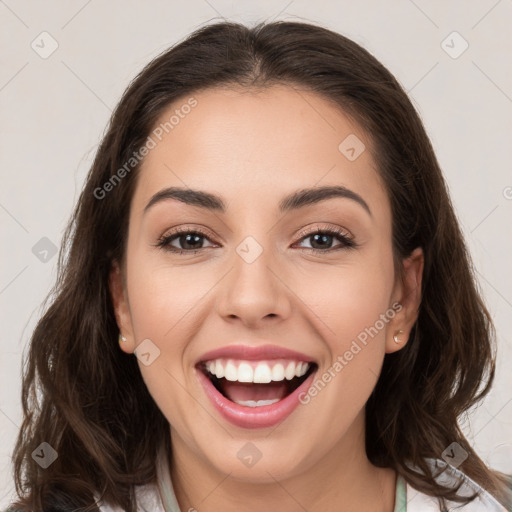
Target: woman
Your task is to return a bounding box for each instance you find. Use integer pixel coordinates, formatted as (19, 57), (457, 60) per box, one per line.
(7, 20), (511, 512)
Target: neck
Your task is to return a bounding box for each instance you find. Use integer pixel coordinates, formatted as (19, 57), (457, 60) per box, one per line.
(168, 413), (397, 512)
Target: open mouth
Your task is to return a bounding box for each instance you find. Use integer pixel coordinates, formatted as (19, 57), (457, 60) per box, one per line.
(198, 359), (318, 408)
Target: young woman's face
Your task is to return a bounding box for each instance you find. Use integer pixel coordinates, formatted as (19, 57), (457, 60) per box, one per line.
(110, 85), (422, 482)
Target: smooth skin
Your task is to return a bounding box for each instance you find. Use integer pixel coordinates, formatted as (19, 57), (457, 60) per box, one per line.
(109, 84), (424, 512)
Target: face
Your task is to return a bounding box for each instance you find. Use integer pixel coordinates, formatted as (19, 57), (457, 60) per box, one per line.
(110, 85), (423, 482)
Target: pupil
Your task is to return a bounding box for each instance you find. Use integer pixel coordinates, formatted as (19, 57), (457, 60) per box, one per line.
(182, 233), (202, 249)
(311, 233), (332, 249)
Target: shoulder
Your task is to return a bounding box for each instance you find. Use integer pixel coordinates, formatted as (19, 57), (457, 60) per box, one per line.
(94, 482), (165, 512)
(404, 458), (509, 511)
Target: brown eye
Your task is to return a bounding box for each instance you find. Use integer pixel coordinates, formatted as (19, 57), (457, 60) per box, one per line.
(156, 229), (216, 254)
(294, 228), (356, 253)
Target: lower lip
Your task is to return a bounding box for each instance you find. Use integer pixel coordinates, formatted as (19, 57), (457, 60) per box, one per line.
(196, 367), (316, 429)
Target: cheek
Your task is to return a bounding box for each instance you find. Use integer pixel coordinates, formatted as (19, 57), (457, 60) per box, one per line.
(295, 253), (394, 347)
(298, 276), (393, 431)
(125, 250), (214, 341)
(293, 248), (395, 409)
(124, 253), (209, 433)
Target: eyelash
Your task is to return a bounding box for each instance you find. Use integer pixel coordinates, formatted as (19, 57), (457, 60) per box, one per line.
(155, 225), (357, 255)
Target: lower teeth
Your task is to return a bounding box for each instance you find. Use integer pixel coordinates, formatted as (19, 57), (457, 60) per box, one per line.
(234, 398), (281, 407)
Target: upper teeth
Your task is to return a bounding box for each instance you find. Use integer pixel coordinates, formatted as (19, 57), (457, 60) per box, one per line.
(204, 359), (310, 383)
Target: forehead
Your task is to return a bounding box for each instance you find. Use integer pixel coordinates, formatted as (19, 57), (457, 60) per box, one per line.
(132, 85), (389, 218)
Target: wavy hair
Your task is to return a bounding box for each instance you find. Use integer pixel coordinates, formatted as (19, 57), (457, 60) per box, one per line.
(9, 20), (511, 511)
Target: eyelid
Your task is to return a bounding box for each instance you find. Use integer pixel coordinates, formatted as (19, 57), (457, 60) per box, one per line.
(160, 224), (215, 240)
(294, 223), (353, 242)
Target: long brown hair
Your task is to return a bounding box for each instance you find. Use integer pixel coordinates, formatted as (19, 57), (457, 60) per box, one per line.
(9, 20), (511, 511)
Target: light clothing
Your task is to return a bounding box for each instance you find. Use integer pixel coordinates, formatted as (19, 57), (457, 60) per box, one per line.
(95, 446), (508, 512)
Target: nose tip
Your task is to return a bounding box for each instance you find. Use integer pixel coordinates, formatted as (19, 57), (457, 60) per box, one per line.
(216, 256), (292, 327)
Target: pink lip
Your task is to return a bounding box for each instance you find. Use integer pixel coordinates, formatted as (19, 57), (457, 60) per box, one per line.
(197, 344), (316, 364)
(196, 364), (317, 429)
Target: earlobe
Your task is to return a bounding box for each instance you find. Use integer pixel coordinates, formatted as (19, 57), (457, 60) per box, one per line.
(108, 261), (135, 353)
(385, 247), (424, 354)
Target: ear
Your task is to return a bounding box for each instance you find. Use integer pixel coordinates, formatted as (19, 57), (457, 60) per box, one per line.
(109, 260), (135, 354)
(385, 247), (424, 354)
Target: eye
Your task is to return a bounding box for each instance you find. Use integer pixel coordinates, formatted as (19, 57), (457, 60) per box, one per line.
(155, 225), (357, 255)
(293, 226), (356, 253)
(155, 227), (217, 254)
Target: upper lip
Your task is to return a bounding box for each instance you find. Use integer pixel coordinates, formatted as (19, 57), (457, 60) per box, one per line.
(197, 344), (317, 364)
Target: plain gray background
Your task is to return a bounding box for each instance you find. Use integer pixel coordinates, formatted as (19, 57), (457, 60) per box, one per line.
(1, 0), (511, 506)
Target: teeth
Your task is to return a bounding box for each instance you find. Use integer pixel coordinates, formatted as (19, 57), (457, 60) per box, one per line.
(285, 362), (295, 380)
(237, 362), (253, 383)
(295, 362), (305, 377)
(225, 361), (238, 381)
(253, 364), (272, 383)
(235, 398), (280, 407)
(215, 360), (224, 379)
(204, 358), (311, 383)
(271, 363), (285, 381)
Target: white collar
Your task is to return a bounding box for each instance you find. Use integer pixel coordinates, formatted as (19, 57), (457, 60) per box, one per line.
(95, 450), (507, 511)
(402, 458), (507, 511)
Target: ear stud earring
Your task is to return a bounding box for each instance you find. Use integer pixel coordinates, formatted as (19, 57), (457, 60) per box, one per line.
(119, 334), (127, 345)
(393, 330), (404, 344)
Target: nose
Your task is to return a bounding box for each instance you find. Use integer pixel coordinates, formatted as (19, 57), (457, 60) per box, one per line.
(216, 245), (292, 328)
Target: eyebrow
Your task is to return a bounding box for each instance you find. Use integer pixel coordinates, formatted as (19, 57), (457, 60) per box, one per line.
(144, 185), (371, 217)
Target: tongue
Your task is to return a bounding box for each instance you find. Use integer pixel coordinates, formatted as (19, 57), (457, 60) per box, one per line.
(222, 381), (289, 403)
